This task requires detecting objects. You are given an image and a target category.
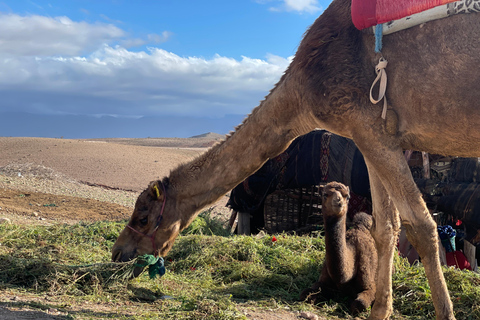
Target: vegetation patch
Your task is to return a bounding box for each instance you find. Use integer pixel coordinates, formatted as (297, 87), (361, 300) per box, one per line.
(0, 212), (479, 319)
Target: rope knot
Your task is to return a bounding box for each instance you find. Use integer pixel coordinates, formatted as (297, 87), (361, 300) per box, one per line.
(370, 57), (388, 119)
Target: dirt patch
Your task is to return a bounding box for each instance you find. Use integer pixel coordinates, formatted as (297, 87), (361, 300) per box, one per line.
(0, 137), (233, 224)
(0, 137), (206, 192)
(0, 188), (131, 225)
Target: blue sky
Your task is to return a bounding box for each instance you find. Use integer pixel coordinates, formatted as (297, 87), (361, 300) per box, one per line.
(0, 0), (333, 138)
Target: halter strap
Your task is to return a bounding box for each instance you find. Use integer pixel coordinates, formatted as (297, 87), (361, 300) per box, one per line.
(127, 181), (166, 257)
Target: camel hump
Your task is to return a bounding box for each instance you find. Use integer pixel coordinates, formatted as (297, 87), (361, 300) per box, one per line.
(351, 212), (373, 230)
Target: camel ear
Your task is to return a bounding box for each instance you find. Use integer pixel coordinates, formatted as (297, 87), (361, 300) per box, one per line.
(148, 180), (165, 202)
(345, 186), (351, 200)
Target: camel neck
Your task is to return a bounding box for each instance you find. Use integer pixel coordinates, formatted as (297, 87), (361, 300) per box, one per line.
(324, 214), (348, 249)
(167, 83), (318, 230)
(323, 214), (351, 283)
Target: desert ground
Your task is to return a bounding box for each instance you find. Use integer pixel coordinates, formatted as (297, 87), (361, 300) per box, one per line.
(0, 134), (231, 224)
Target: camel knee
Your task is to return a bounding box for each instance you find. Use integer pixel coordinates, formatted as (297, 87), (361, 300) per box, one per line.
(403, 216), (438, 259)
(371, 222), (399, 251)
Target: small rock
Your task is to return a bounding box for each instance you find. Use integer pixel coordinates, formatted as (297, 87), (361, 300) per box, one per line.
(39, 217), (46, 221)
(32, 212), (39, 217)
(48, 308), (60, 315)
(160, 295), (174, 300)
(0, 218), (11, 224)
(300, 311), (319, 320)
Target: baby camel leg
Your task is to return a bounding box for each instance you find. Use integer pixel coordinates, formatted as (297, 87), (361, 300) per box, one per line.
(364, 167), (399, 320)
(351, 255), (378, 315)
(359, 143), (454, 320)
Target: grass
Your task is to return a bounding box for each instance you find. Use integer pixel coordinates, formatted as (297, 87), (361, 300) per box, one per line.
(0, 211), (479, 319)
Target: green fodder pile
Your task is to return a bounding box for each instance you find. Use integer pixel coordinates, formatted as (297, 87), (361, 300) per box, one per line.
(0, 211), (479, 319)
(0, 220), (134, 296)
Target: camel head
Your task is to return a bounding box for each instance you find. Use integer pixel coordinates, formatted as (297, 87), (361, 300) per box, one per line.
(111, 179), (180, 274)
(322, 181), (350, 218)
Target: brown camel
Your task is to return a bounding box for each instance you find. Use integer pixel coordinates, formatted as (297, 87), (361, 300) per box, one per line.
(112, 0), (480, 318)
(300, 182), (377, 315)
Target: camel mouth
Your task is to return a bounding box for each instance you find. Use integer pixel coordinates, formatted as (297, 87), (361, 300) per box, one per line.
(332, 202), (344, 209)
(111, 247), (138, 263)
(112, 250), (122, 263)
(111, 249), (145, 278)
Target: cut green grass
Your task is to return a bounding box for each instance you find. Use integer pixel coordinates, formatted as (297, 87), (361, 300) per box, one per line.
(0, 212), (479, 319)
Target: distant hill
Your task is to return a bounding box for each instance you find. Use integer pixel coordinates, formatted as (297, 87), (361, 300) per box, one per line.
(190, 132), (224, 139)
(0, 112), (245, 140)
(91, 135), (225, 148)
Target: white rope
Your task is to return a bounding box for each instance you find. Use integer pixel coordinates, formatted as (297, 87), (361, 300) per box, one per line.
(369, 57), (388, 119)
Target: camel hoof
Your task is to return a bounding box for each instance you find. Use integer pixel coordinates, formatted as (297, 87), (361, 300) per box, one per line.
(299, 288), (321, 304)
(350, 298), (369, 315)
(367, 308), (391, 320)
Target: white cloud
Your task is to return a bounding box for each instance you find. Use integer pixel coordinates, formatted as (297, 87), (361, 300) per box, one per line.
(284, 0), (322, 13)
(257, 0), (322, 14)
(121, 31), (173, 48)
(0, 13), (125, 56)
(0, 12), (290, 120)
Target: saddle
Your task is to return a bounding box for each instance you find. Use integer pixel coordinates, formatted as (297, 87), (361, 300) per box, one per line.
(351, 0), (475, 32)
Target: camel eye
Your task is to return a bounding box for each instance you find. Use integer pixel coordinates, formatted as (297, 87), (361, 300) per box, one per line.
(139, 217), (148, 226)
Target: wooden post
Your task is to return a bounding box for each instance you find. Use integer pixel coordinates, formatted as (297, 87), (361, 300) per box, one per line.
(422, 152), (430, 179)
(237, 211), (251, 235)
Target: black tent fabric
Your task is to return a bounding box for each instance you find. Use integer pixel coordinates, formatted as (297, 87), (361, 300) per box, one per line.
(227, 130), (371, 215)
(227, 130), (480, 240)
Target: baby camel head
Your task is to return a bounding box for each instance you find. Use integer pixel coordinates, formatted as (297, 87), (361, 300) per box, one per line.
(111, 179), (181, 271)
(322, 181), (350, 218)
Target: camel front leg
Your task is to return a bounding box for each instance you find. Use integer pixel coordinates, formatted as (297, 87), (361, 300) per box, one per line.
(358, 140), (455, 320)
(365, 167), (399, 320)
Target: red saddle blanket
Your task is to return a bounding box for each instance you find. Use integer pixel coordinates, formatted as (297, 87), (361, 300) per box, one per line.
(352, 0), (457, 30)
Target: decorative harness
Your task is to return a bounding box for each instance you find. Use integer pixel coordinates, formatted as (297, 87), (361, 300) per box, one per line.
(127, 182), (166, 257)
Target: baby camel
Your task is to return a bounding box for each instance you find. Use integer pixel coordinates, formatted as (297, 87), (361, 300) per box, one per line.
(300, 181), (377, 314)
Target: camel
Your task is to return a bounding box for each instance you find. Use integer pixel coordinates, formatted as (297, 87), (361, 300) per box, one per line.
(300, 181), (377, 315)
(112, 0), (480, 318)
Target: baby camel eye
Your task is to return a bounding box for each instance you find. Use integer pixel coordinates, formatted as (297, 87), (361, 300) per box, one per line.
(139, 217), (148, 226)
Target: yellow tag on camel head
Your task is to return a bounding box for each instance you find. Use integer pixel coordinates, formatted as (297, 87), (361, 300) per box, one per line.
(153, 185), (161, 200)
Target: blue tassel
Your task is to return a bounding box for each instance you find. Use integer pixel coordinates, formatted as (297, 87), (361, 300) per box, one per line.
(375, 24), (383, 53)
